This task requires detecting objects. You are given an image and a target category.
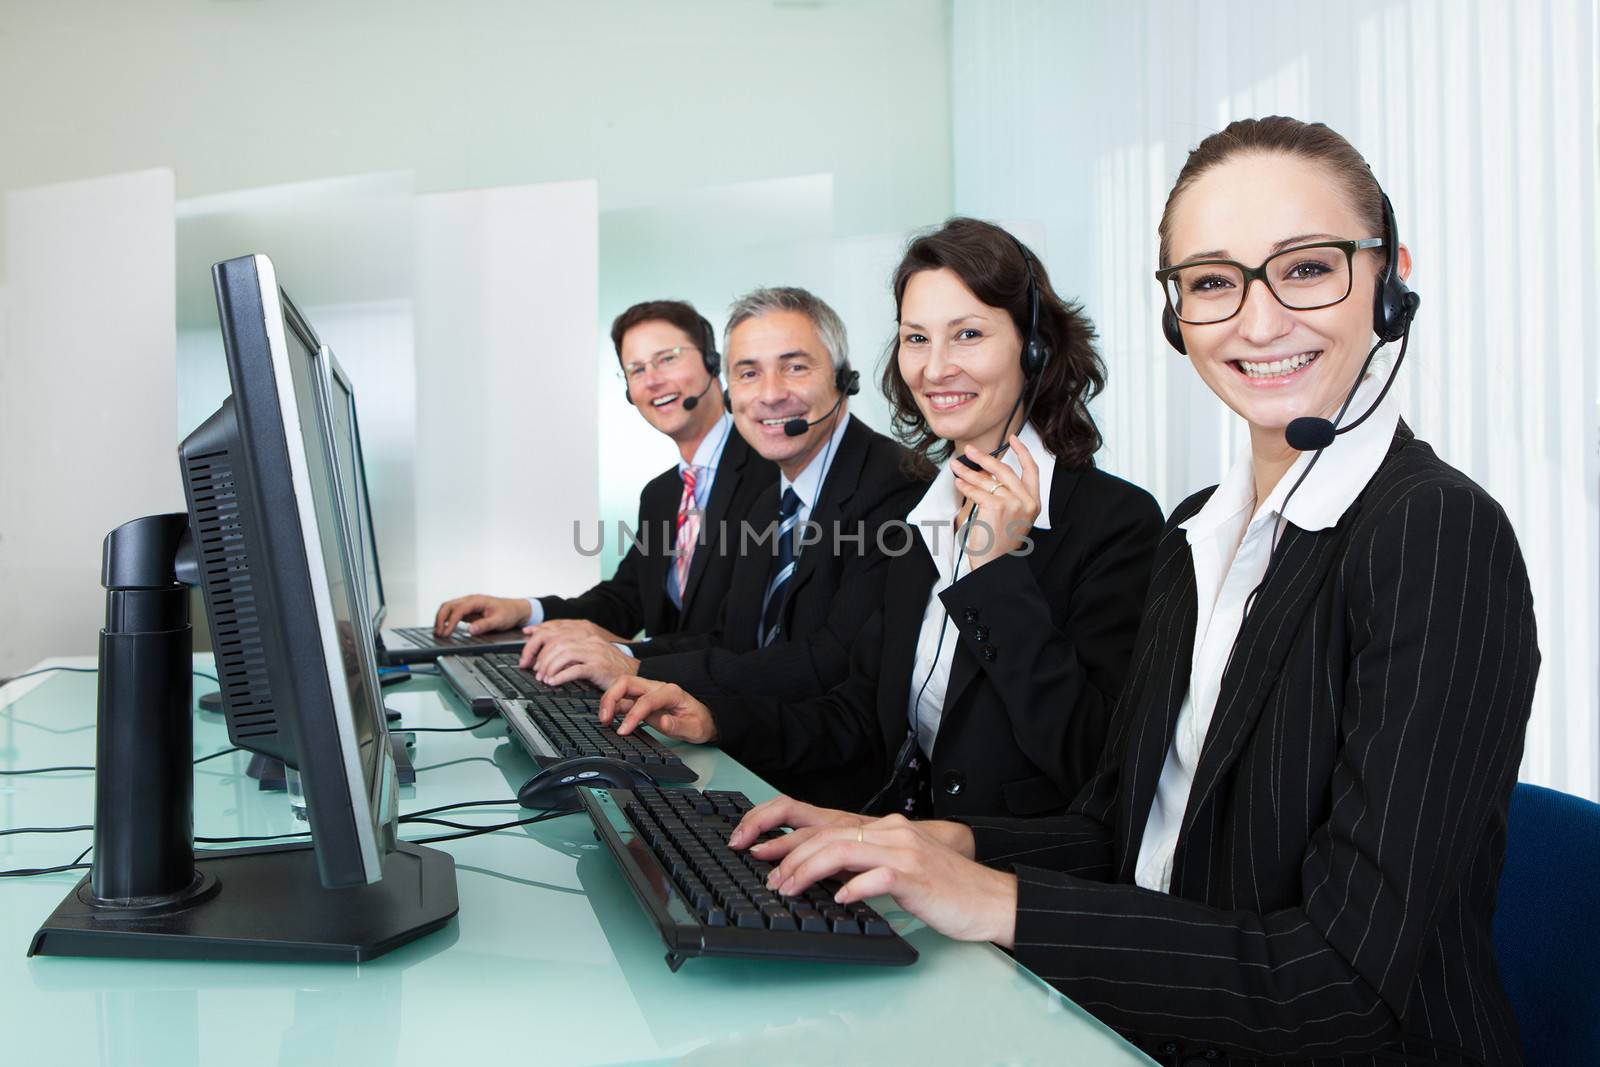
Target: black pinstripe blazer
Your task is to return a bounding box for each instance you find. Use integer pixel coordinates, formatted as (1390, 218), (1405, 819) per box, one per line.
(963, 425), (1539, 1067)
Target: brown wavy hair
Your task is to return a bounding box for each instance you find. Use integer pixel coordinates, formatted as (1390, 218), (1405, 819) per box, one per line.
(880, 217), (1105, 470)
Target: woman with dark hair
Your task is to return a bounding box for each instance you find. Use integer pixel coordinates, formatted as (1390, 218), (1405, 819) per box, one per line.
(730, 119), (1539, 1066)
(599, 217), (1162, 820)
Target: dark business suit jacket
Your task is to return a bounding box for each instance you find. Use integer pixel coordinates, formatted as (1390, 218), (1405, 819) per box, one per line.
(632, 417), (928, 699)
(713, 463), (1163, 819)
(537, 432), (777, 640)
(963, 426), (1539, 1067)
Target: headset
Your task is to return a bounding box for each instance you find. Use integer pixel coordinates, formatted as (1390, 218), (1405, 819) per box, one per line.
(775, 362), (860, 433)
(1016, 237), (1053, 376)
(955, 232), (1053, 471)
(622, 311), (721, 410)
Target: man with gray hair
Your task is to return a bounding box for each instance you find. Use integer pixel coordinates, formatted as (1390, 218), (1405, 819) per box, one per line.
(526, 285), (928, 700)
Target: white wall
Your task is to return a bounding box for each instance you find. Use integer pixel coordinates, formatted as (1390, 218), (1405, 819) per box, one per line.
(174, 173), (422, 621)
(951, 0), (1600, 799)
(0, 170), (179, 676)
(414, 180), (601, 611)
(0, 0), (952, 242)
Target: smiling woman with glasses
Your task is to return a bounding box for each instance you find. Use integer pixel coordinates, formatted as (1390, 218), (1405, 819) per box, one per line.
(722, 118), (1540, 1067)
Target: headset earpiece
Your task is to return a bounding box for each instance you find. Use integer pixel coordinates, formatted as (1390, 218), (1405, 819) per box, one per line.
(696, 313), (721, 377)
(1013, 239), (1053, 376)
(1161, 305), (1187, 354)
(1372, 192), (1417, 343)
(836, 365), (860, 396)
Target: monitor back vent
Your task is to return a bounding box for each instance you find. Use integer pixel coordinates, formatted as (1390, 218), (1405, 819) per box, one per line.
(183, 445), (280, 740)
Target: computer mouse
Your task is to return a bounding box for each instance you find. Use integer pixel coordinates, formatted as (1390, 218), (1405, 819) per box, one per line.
(517, 755), (658, 811)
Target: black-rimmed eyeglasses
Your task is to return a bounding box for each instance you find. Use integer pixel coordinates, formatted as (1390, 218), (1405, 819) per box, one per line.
(1155, 238), (1384, 325)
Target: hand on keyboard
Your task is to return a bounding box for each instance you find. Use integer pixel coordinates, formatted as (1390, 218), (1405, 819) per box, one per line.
(433, 594), (531, 637)
(598, 676), (717, 745)
(517, 618), (627, 655)
(735, 804), (1018, 948)
(525, 634), (639, 690)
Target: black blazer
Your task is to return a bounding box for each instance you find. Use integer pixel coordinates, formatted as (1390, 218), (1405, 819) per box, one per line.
(537, 431), (777, 639)
(713, 463), (1162, 819)
(963, 426), (1539, 1067)
(633, 417), (928, 699)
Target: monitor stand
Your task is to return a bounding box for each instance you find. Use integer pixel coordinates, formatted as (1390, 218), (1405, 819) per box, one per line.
(30, 514), (457, 964)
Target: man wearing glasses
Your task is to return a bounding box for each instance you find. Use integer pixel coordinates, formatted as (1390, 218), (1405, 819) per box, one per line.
(519, 287), (928, 701)
(434, 300), (777, 646)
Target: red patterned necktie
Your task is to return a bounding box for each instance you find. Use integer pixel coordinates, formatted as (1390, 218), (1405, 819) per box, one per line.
(674, 466), (700, 598)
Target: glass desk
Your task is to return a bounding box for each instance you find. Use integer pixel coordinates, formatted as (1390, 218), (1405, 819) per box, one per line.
(1, 656), (1151, 1066)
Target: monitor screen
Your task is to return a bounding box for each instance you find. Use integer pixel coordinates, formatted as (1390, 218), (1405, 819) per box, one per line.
(280, 317), (388, 817)
(317, 349), (386, 633)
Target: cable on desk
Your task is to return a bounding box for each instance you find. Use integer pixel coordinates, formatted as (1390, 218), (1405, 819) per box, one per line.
(195, 830), (311, 845)
(0, 666), (100, 686)
(2, 746), (243, 778)
(2, 811), (568, 877)
(405, 809), (569, 844)
(402, 815), (554, 832)
(401, 715), (497, 734)
(0, 861), (92, 878)
(2, 666), (220, 689)
(0, 825), (92, 838)
(0, 764), (95, 776)
(401, 797), (521, 820)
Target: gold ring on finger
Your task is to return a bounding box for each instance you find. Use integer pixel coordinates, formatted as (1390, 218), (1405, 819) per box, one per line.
(856, 823), (865, 844)
(989, 481), (1003, 494)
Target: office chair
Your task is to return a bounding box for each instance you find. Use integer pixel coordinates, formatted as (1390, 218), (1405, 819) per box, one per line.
(1491, 782), (1600, 1067)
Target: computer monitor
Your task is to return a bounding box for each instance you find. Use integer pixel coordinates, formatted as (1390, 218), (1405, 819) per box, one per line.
(194, 255), (393, 886)
(32, 253), (456, 962)
(316, 345), (387, 636)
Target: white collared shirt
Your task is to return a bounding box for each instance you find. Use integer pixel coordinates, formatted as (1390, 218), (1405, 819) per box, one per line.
(1133, 374), (1401, 893)
(781, 412), (852, 529)
(903, 422), (1057, 756)
(526, 413), (733, 626)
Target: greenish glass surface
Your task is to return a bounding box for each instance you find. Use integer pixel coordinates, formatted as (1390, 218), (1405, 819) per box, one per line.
(1, 657), (1151, 1066)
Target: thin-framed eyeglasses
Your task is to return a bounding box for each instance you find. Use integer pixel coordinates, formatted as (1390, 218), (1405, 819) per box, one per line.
(622, 345), (699, 381)
(1155, 238), (1384, 325)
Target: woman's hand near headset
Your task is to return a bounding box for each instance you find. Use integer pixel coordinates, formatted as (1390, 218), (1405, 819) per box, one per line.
(951, 434), (1041, 570)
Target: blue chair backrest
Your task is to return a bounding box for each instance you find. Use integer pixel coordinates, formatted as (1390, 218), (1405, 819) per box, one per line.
(1492, 782), (1600, 1067)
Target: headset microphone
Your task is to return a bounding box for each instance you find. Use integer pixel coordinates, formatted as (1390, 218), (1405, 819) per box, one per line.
(1284, 288), (1420, 452)
(780, 365), (861, 436)
(680, 373), (715, 412)
(782, 394), (843, 436)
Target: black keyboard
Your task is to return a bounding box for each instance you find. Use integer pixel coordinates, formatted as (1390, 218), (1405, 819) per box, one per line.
(475, 652), (599, 699)
(394, 626), (522, 649)
(498, 697), (696, 784)
(578, 784), (917, 971)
